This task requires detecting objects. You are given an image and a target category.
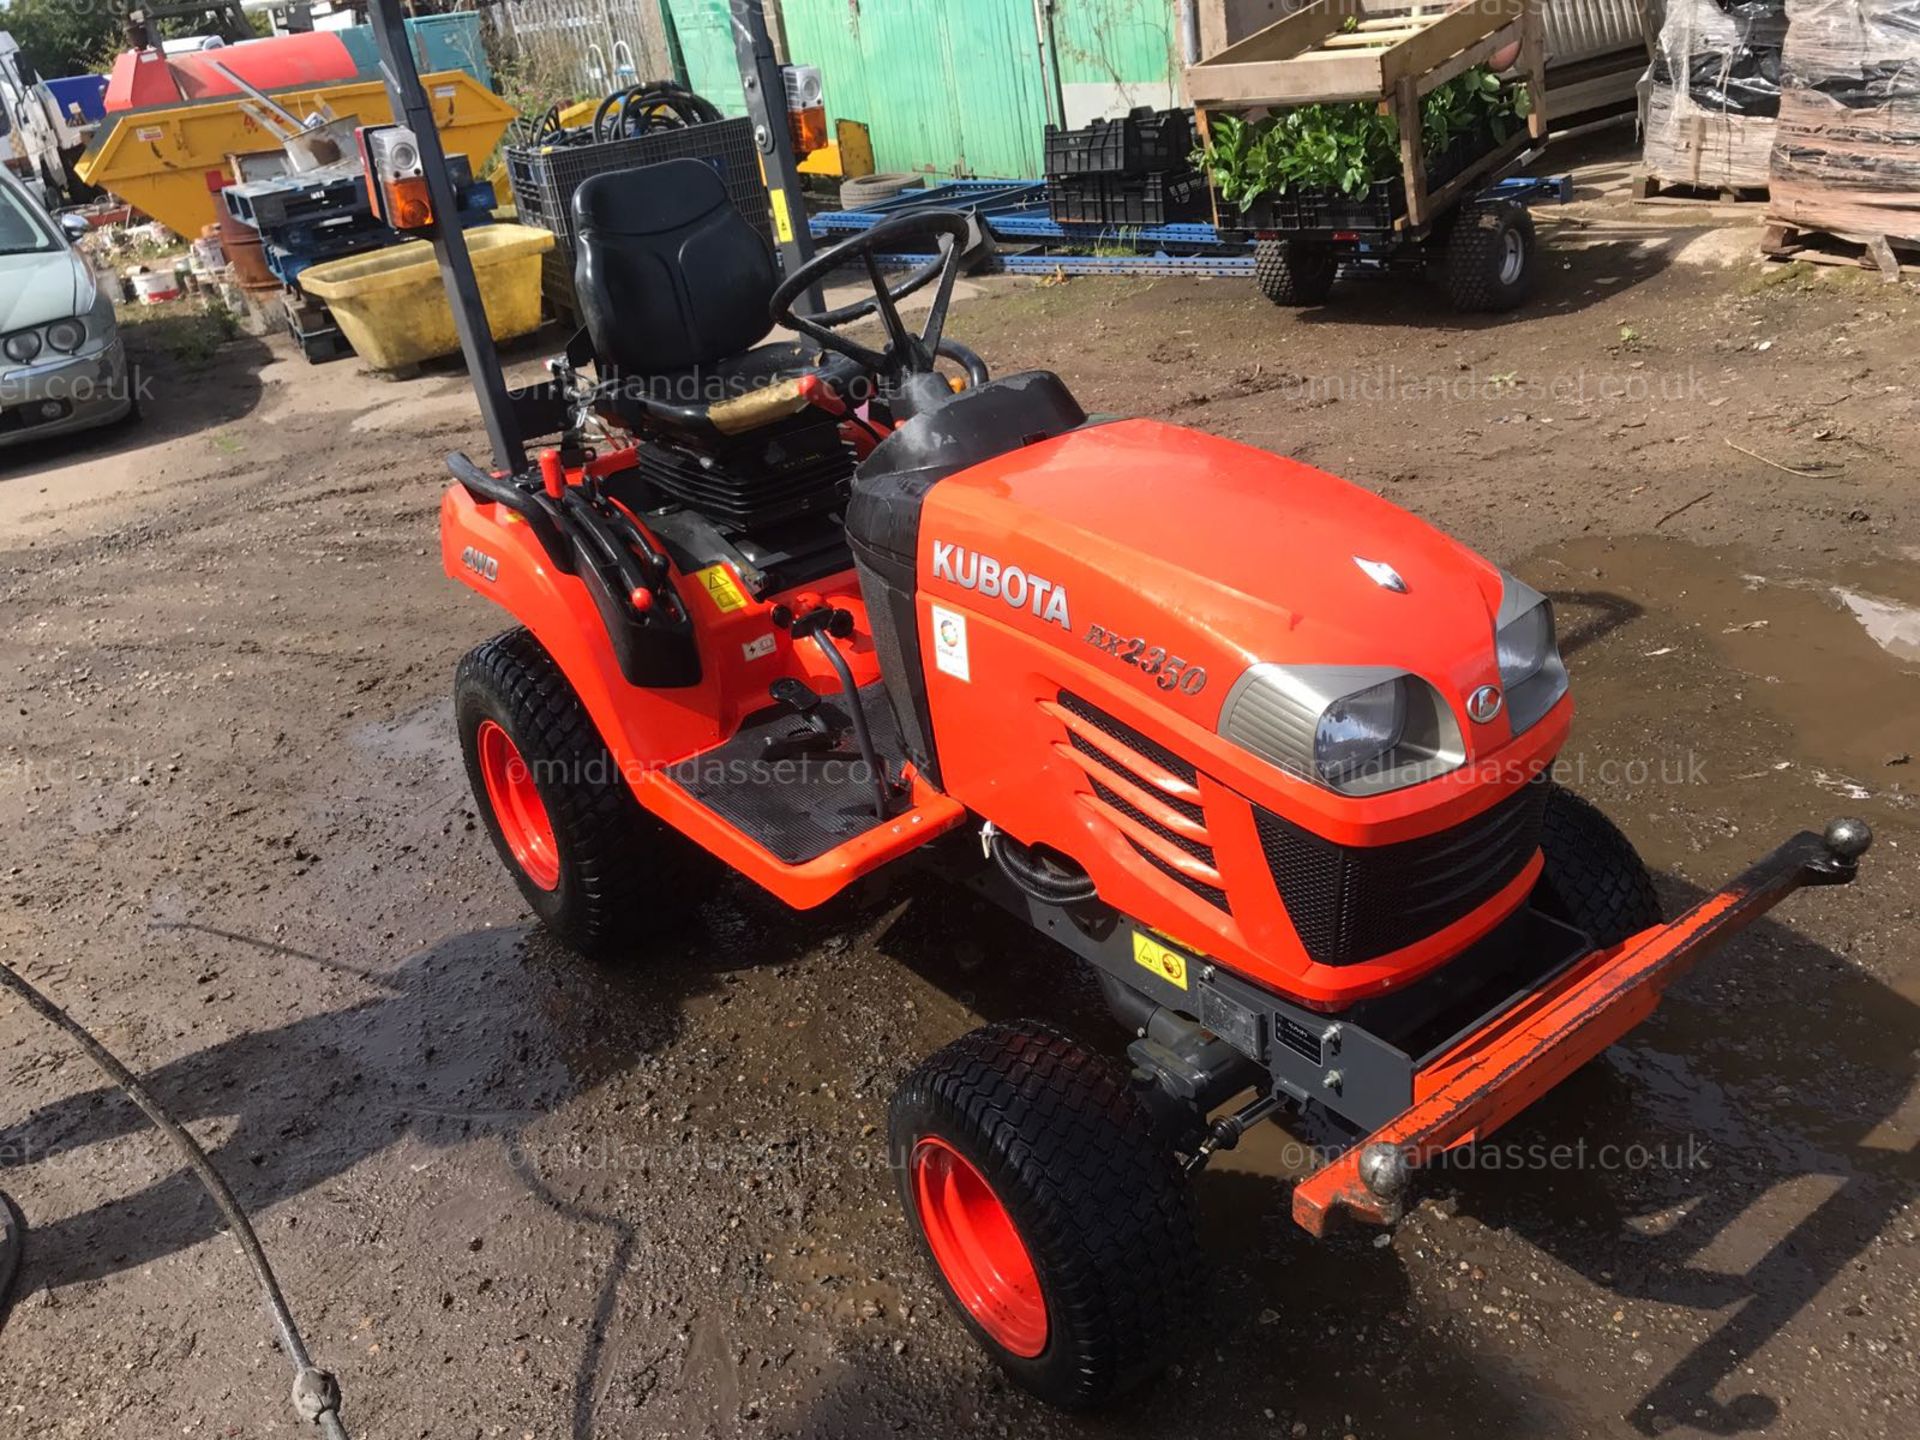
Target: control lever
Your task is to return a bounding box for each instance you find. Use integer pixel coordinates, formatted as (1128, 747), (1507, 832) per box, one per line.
(769, 602), (896, 821)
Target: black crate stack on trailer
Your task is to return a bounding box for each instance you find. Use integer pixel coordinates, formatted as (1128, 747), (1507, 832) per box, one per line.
(1045, 107), (1202, 227)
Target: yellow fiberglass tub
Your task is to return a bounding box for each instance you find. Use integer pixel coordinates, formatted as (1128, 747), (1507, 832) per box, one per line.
(298, 224), (554, 371)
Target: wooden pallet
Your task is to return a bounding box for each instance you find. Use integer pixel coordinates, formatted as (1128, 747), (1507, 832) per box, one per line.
(1761, 221), (1915, 280)
(1633, 175), (1770, 205)
(1184, 0), (1548, 230)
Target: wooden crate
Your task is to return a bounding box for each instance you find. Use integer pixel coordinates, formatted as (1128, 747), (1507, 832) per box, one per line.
(1185, 0), (1550, 230)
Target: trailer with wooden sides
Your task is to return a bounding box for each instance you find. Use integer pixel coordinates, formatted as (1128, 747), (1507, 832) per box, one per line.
(1184, 0), (1553, 311)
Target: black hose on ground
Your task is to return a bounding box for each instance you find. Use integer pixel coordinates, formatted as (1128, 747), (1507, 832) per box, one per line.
(0, 960), (350, 1440)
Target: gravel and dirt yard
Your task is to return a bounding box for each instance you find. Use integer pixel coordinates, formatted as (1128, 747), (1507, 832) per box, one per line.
(2, 151), (1918, 1440)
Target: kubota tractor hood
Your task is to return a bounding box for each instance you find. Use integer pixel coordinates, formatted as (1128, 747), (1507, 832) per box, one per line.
(919, 417), (1513, 730)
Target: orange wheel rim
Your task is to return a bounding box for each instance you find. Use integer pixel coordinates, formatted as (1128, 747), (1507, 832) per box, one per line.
(475, 720), (560, 891)
(910, 1137), (1048, 1357)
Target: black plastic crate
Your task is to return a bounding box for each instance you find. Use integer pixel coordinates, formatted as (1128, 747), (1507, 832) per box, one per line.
(1236, 124), (1502, 234)
(1132, 107), (1193, 170)
(506, 117), (772, 254)
(1047, 174), (1109, 225)
(1048, 169), (1204, 227)
(1102, 169), (1205, 226)
(1044, 108), (1194, 178)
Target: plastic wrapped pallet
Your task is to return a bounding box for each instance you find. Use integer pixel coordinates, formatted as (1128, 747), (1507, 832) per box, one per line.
(1770, 0), (1920, 244)
(1642, 0), (1787, 191)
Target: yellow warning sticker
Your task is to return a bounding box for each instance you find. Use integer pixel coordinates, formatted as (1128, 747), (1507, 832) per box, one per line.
(1132, 932), (1190, 991)
(769, 187), (795, 245)
(695, 564), (750, 614)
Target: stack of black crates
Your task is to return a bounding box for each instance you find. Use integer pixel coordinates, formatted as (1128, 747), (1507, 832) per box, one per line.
(1045, 108), (1201, 227)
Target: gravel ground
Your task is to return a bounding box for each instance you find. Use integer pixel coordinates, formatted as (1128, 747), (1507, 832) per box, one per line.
(2, 158), (1917, 1440)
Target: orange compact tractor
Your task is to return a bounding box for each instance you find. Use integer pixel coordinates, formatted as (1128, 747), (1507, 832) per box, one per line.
(372, 13), (1873, 1408)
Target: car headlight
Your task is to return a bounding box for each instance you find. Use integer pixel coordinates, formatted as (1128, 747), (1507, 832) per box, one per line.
(1221, 664), (1465, 796)
(45, 319), (86, 354)
(3, 331), (42, 364)
(1316, 677), (1406, 783)
(1494, 573), (1569, 733)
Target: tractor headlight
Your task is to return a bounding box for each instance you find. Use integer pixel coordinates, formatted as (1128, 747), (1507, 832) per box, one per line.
(1494, 573), (1569, 734)
(4, 330), (42, 364)
(1220, 665), (1464, 797)
(1315, 677), (1406, 784)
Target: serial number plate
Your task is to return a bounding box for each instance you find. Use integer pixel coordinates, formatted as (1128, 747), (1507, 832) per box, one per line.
(1085, 624), (1209, 694)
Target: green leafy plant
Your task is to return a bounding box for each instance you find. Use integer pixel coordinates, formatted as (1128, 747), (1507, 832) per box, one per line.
(1196, 66), (1529, 210)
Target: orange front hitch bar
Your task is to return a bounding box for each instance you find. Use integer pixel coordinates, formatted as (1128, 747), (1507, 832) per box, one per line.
(1292, 819), (1874, 1237)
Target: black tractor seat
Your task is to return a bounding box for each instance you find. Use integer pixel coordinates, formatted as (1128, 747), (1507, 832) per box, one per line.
(572, 158), (865, 441)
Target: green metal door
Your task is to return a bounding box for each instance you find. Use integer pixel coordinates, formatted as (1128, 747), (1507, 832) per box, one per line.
(670, 0), (1182, 179)
(781, 0), (1055, 179)
(1050, 0), (1180, 129)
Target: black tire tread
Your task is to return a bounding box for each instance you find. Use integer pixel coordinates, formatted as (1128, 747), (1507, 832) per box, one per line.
(891, 1022), (1202, 1409)
(1254, 237), (1337, 306)
(1445, 201), (1535, 313)
(456, 628), (694, 957)
(1536, 786), (1662, 946)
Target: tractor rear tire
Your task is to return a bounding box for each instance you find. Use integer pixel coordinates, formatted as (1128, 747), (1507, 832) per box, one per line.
(890, 1022), (1203, 1409)
(455, 628), (702, 958)
(1533, 786), (1662, 947)
(1254, 237), (1337, 306)
(1445, 201), (1536, 313)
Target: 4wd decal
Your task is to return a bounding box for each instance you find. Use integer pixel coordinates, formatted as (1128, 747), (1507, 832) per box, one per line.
(930, 542), (1072, 630)
(1085, 623), (1209, 694)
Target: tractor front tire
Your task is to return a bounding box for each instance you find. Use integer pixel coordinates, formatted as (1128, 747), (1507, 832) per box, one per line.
(1533, 786), (1662, 946)
(455, 628), (701, 958)
(1255, 237), (1337, 306)
(1445, 201), (1536, 312)
(890, 1022), (1203, 1409)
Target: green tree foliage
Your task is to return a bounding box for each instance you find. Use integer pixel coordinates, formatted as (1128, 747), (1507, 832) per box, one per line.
(3, 0), (125, 79)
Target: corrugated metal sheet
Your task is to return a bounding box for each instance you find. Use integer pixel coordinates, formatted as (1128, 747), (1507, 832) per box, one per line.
(1542, 0), (1650, 65)
(1051, 0), (1180, 126)
(780, 0), (1053, 178)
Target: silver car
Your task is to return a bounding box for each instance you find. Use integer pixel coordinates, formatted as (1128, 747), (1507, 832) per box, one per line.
(1, 167), (136, 450)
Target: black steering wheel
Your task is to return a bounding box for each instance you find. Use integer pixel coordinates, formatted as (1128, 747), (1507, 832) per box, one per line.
(770, 211), (975, 387)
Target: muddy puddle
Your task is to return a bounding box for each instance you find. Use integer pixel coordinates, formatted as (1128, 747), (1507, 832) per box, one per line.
(1519, 534), (1918, 844)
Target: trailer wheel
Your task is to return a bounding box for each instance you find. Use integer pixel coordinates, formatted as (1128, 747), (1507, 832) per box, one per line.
(1445, 201), (1536, 312)
(455, 628), (702, 957)
(890, 1022), (1203, 1408)
(1255, 237), (1337, 306)
(1533, 786), (1663, 946)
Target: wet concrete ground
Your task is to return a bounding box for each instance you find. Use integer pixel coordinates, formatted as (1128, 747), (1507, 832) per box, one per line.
(1, 177), (1917, 1438)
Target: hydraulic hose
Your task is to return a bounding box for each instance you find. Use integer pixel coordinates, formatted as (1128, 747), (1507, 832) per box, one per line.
(0, 961), (349, 1440)
(989, 829), (1098, 904)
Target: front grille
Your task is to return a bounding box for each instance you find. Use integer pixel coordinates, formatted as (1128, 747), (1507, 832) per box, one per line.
(1057, 691), (1198, 784)
(1127, 840), (1230, 909)
(1256, 778), (1549, 966)
(1053, 691), (1227, 912)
